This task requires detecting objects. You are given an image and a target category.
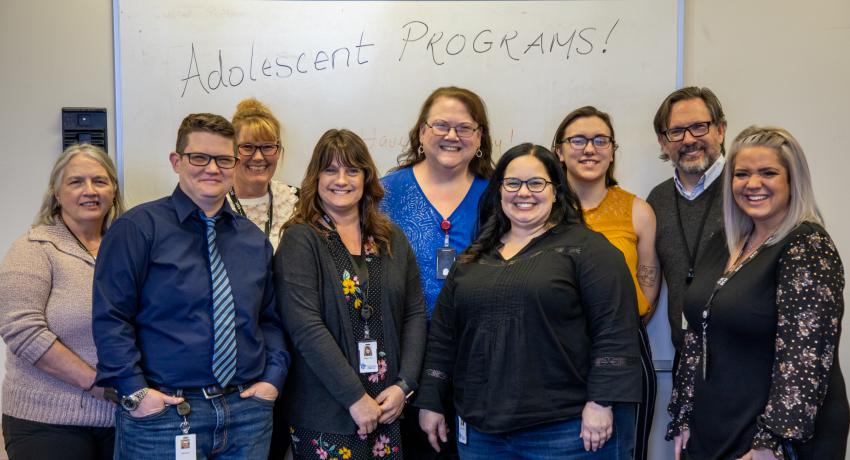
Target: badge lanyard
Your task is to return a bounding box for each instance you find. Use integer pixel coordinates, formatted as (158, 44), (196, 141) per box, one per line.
(674, 184), (718, 286)
(699, 232), (774, 379)
(321, 214), (375, 336)
(435, 219), (456, 280)
(228, 185), (274, 237)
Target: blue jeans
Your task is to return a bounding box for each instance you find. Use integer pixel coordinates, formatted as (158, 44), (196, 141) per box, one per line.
(612, 404), (636, 460)
(456, 415), (622, 460)
(114, 391), (274, 459)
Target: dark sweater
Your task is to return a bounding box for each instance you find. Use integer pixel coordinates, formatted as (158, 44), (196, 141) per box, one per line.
(274, 222), (427, 434)
(647, 178), (723, 349)
(415, 222), (642, 434)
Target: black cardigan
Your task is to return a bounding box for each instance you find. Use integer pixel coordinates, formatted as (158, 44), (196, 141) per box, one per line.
(274, 222), (427, 434)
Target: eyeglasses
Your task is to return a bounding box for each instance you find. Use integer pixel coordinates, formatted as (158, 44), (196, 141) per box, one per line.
(179, 152), (239, 169)
(501, 177), (553, 193)
(424, 121), (481, 139)
(560, 135), (613, 150)
(237, 143), (281, 157)
(663, 121), (712, 142)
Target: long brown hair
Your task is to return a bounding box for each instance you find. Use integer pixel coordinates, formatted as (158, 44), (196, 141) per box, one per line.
(285, 129), (394, 256)
(392, 86), (495, 179)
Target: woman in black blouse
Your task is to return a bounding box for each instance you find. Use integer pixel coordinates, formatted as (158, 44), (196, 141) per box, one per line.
(667, 126), (848, 460)
(275, 129), (427, 459)
(416, 143), (641, 459)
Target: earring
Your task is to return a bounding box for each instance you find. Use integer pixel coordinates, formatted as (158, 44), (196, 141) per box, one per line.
(475, 149), (483, 158)
(417, 145), (425, 155)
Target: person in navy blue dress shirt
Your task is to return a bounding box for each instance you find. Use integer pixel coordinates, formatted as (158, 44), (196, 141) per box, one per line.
(92, 113), (289, 459)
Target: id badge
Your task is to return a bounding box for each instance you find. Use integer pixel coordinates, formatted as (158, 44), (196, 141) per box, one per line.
(175, 434), (197, 460)
(457, 416), (468, 444)
(435, 247), (457, 280)
(358, 340), (379, 373)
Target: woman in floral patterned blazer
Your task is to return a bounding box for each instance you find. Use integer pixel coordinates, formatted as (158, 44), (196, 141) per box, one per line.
(667, 126), (848, 460)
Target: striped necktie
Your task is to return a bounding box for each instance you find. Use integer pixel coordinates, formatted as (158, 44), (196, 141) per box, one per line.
(200, 212), (237, 387)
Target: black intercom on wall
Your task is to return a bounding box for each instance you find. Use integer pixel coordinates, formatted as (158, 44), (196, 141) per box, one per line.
(62, 107), (108, 152)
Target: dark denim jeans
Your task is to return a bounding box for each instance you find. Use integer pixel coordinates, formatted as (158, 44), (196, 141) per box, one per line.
(456, 409), (632, 460)
(114, 391), (274, 459)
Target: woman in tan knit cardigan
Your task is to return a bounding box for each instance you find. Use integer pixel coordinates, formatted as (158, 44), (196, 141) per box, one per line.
(0, 144), (125, 459)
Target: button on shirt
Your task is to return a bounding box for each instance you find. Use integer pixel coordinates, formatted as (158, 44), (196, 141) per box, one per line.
(673, 155), (725, 200)
(93, 186), (289, 396)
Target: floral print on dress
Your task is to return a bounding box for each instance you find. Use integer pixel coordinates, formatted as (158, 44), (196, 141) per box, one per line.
(667, 229), (844, 459)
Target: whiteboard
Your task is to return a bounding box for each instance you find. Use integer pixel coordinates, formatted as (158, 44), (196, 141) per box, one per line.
(115, 0), (679, 206)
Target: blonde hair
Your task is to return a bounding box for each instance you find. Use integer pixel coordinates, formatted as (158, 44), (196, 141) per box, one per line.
(35, 144), (125, 233)
(723, 125), (823, 254)
(231, 98), (281, 145)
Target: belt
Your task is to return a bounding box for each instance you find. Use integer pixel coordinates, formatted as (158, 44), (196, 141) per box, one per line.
(155, 381), (257, 400)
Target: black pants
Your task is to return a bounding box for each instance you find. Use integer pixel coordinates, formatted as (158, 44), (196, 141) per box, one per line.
(634, 322), (657, 460)
(267, 397), (290, 460)
(2, 414), (114, 460)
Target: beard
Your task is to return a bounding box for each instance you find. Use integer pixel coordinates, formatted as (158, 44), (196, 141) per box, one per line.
(675, 141), (719, 175)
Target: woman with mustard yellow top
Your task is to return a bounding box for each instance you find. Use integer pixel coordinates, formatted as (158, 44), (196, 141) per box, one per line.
(553, 106), (660, 460)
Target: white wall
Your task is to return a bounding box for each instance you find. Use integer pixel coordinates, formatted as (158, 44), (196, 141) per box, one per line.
(1, 1), (848, 458)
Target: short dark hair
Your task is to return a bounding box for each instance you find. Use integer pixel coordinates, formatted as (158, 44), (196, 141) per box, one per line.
(460, 143), (582, 263)
(175, 113), (236, 153)
(552, 105), (619, 187)
(653, 87), (726, 135)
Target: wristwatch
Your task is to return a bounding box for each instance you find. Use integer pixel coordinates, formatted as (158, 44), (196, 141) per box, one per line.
(395, 378), (415, 401)
(121, 387), (150, 411)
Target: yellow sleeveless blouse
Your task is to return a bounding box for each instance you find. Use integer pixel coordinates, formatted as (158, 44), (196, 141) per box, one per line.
(582, 186), (651, 316)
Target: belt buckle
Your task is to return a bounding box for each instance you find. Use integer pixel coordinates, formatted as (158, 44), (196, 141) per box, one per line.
(202, 385), (223, 399)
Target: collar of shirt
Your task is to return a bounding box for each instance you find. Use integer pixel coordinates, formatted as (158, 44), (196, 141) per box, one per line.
(172, 185), (238, 224)
(674, 155), (726, 201)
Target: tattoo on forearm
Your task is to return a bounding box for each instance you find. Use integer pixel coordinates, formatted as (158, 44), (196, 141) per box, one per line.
(637, 265), (659, 287)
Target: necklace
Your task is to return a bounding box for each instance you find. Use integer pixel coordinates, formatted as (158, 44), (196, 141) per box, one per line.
(60, 216), (99, 259)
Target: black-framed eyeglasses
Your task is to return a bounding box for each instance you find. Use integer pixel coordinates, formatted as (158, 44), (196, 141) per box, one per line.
(663, 121), (712, 142)
(424, 121), (481, 139)
(179, 152), (239, 169)
(501, 177), (553, 193)
(560, 135), (613, 150)
(237, 143), (282, 157)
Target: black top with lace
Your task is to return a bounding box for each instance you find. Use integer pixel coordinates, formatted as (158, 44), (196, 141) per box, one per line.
(415, 222), (642, 434)
(667, 222), (848, 460)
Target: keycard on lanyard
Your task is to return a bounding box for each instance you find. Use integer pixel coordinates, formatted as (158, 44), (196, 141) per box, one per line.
(436, 247), (456, 280)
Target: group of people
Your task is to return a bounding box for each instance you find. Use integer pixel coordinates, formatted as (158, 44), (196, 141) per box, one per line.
(0, 85), (846, 460)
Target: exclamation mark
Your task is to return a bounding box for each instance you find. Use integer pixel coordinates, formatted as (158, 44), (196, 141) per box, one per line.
(602, 19), (620, 54)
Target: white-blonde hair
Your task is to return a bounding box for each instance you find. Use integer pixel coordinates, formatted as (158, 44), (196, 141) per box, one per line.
(722, 125), (823, 254)
(35, 144), (125, 232)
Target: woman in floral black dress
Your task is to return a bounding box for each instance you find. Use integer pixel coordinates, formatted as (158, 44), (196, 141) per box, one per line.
(274, 129), (427, 460)
(667, 126), (848, 460)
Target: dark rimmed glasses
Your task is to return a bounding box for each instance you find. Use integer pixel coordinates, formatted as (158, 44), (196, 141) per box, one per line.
(424, 121), (481, 139)
(237, 143), (282, 157)
(663, 121), (712, 142)
(179, 152), (239, 169)
(560, 135), (613, 150)
(502, 177), (553, 193)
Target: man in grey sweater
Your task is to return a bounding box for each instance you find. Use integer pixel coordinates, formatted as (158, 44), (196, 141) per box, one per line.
(646, 87), (727, 368)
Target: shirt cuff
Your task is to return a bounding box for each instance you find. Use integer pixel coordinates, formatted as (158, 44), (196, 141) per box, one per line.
(752, 425), (784, 459)
(19, 330), (58, 365)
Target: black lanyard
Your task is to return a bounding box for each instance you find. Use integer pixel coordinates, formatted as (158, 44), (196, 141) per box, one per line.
(674, 182), (718, 285)
(699, 232), (774, 379)
(228, 185), (274, 237)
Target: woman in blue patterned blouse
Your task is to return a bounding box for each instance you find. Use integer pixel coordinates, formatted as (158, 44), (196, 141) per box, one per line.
(381, 87), (494, 459)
